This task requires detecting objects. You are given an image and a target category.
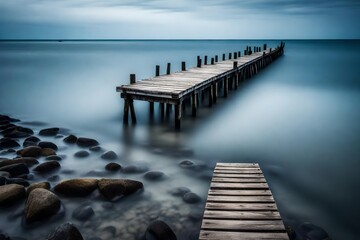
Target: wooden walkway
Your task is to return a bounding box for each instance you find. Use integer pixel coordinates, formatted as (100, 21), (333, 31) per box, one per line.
(116, 43), (285, 129)
(199, 163), (289, 240)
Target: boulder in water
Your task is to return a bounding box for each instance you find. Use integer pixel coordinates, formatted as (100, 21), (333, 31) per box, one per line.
(47, 222), (84, 240)
(24, 188), (61, 223)
(63, 134), (77, 144)
(39, 128), (60, 136)
(0, 163), (29, 177)
(0, 184), (25, 206)
(38, 141), (58, 151)
(33, 161), (60, 174)
(26, 181), (51, 195)
(16, 146), (42, 158)
(76, 138), (99, 148)
(100, 151), (118, 160)
(54, 178), (99, 197)
(144, 220), (177, 240)
(98, 178), (143, 201)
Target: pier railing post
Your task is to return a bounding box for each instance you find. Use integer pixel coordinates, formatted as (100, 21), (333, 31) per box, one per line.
(197, 56), (202, 68)
(181, 61), (186, 71)
(166, 63), (172, 113)
(233, 61), (238, 89)
(229, 52), (232, 60)
(215, 55), (218, 62)
(222, 54), (225, 61)
(211, 58), (215, 65)
(166, 63), (171, 75)
(204, 56), (208, 65)
(234, 52), (238, 59)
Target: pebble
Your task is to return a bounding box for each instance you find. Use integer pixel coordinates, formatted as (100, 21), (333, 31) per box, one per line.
(39, 128), (60, 136)
(100, 151), (118, 160)
(105, 162), (121, 171)
(38, 141), (58, 150)
(63, 134), (77, 144)
(74, 150), (90, 158)
(33, 161), (61, 174)
(183, 192), (201, 203)
(144, 171), (165, 181)
(72, 205), (95, 221)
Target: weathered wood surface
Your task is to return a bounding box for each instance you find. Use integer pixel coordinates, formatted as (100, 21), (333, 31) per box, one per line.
(199, 163), (288, 240)
(117, 51), (269, 99)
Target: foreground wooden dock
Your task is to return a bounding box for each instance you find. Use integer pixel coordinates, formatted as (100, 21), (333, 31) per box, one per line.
(116, 43), (285, 129)
(199, 163), (289, 240)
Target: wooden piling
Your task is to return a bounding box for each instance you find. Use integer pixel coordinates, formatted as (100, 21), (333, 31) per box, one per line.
(224, 76), (228, 98)
(211, 58), (215, 65)
(234, 52), (238, 59)
(229, 53), (232, 60)
(222, 54), (226, 61)
(181, 61), (186, 71)
(215, 55), (218, 62)
(204, 56), (208, 65)
(175, 102), (182, 129)
(192, 92), (198, 117)
(166, 63), (171, 75)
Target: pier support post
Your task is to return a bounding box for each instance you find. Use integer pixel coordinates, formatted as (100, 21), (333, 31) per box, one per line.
(149, 102), (154, 118)
(229, 53), (232, 60)
(204, 56), (208, 65)
(234, 52), (238, 59)
(222, 54), (225, 61)
(215, 55), (218, 62)
(123, 99), (129, 125)
(211, 58), (215, 65)
(175, 101), (182, 130)
(213, 82), (217, 104)
(209, 85), (213, 107)
(224, 77), (228, 98)
(129, 99), (136, 124)
(197, 56), (202, 68)
(192, 93), (198, 117)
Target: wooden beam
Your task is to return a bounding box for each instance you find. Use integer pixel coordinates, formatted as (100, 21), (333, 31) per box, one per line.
(175, 102), (182, 129)
(192, 92), (198, 117)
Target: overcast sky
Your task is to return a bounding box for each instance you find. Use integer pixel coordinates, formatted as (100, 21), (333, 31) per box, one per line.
(0, 0), (359, 39)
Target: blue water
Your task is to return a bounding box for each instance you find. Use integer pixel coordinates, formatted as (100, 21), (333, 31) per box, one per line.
(0, 40), (360, 239)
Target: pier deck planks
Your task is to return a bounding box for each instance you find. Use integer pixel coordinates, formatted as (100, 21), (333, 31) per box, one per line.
(199, 163), (289, 240)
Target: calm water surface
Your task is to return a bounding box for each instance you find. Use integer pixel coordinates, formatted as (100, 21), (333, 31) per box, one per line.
(0, 40), (360, 239)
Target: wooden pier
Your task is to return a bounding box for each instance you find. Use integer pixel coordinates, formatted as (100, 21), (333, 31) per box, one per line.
(116, 43), (285, 129)
(199, 163), (289, 240)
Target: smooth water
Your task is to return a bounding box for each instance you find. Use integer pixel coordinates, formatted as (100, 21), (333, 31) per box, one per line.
(0, 40), (360, 239)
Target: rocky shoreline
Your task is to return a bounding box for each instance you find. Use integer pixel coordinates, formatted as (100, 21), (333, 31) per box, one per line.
(0, 114), (333, 240)
(1, 114), (205, 240)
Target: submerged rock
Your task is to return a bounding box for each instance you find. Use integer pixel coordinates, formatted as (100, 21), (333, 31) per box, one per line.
(144, 220), (177, 240)
(54, 178), (99, 197)
(63, 134), (77, 144)
(47, 222), (84, 240)
(33, 161), (60, 174)
(0, 163), (29, 177)
(25, 188), (61, 223)
(46, 155), (62, 161)
(144, 171), (165, 181)
(24, 136), (41, 143)
(89, 146), (102, 152)
(38, 141), (58, 151)
(98, 178), (143, 201)
(0, 138), (20, 148)
(26, 181), (51, 195)
(41, 148), (57, 157)
(100, 151), (118, 160)
(23, 141), (37, 148)
(74, 150), (89, 158)
(16, 146), (42, 158)
(76, 138), (99, 148)
(179, 160), (196, 169)
(0, 184), (25, 206)
(183, 192), (201, 204)
(105, 162), (121, 171)
(122, 165), (149, 174)
(5, 177), (30, 187)
(72, 205), (94, 221)
(0, 157), (38, 168)
(169, 187), (191, 197)
(39, 128), (60, 136)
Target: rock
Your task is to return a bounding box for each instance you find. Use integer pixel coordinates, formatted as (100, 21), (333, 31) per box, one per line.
(183, 192), (201, 203)
(63, 135), (77, 144)
(0, 163), (29, 177)
(6, 178), (30, 187)
(84, 170), (107, 177)
(0, 230), (10, 240)
(46, 155), (62, 161)
(0, 176), (6, 185)
(72, 205), (94, 221)
(100, 151), (118, 160)
(105, 162), (121, 171)
(144, 171), (165, 181)
(38, 141), (58, 150)
(74, 151), (89, 158)
(39, 128), (60, 136)
(0, 138), (20, 148)
(299, 222), (330, 240)
(16, 146), (42, 158)
(0, 184), (25, 206)
(89, 146), (102, 152)
(25, 188), (61, 223)
(0, 171), (11, 178)
(122, 165), (149, 174)
(33, 161), (60, 174)
(48, 175), (60, 182)
(24, 136), (41, 143)
(26, 182), (51, 195)
(169, 187), (191, 197)
(144, 220), (177, 240)
(4, 131), (31, 139)
(179, 160), (195, 169)
(47, 222), (84, 240)
(76, 137), (99, 148)
(41, 148), (57, 156)
(54, 178), (99, 197)
(23, 141), (37, 147)
(0, 157), (39, 168)
(98, 178), (143, 201)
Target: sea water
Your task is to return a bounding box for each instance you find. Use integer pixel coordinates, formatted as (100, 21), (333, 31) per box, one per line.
(0, 40), (359, 239)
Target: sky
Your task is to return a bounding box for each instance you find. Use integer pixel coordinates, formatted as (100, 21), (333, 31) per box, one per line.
(0, 0), (359, 39)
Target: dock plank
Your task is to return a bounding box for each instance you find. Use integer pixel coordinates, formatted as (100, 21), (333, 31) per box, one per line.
(200, 163), (288, 239)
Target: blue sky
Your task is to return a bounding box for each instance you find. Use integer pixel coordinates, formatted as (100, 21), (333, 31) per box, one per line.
(0, 0), (359, 39)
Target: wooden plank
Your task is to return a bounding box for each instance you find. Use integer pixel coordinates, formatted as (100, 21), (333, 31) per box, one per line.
(211, 177), (267, 183)
(216, 163), (259, 168)
(206, 202), (278, 211)
(213, 173), (264, 178)
(214, 169), (262, 174)
(203, 210), (281, 220)
(210, 182), (269, 189)
(207, 195), (274, 203)
(215, 167), (262, 171)
(201, 219), (286, 231)
(208, 189), (272, 196)
(199, 231), (289, 240)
